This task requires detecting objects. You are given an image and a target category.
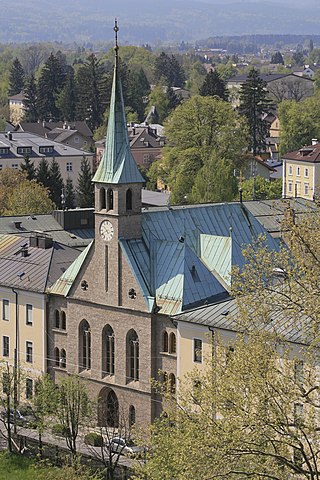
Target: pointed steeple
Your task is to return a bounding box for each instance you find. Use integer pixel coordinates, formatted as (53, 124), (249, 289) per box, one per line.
(93, 20), (145, 185)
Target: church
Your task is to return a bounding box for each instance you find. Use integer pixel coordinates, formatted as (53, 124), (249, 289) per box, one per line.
(47, 25), (279, 428)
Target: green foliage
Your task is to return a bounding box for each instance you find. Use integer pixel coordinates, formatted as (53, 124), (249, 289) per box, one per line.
(20, 156), (36, 180)
(0, 168), (54, 215)
(145, 85), (170, 124)
(36, 158), (50, 188)
(240, 176), (282, 200)
(155, 95), (247, 204)
(51, 423), (69, 437)
(292, 50), (305, 66)
(24, 74), (38, 122)
(278, 95), (320, 154)
(48, 158), (64, 207)
(56, 67), (77, 122)
(270, 51), (284, 64)
(76, 54), (109, 131)
(239, 68), (271, 155)
(77, 157), (94, 208)
(199, 70), (227, 100)
(84, 432), (104, 447)
(154, 52), (186, 87)
(8, 57), (25, 96)
(37, 52), (67, 121)
(65, 178), (75, 209)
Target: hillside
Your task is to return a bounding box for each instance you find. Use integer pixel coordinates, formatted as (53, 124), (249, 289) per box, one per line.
(3, 0), (320, 44)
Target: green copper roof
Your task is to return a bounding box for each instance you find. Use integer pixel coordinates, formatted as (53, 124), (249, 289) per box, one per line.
(92, 49), (144, 185)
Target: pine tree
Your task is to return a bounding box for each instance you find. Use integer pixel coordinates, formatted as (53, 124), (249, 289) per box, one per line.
(48, 158), (64, 207)
(57, 66), (77, 122)
(270, 52), (284, 65)
(8, 58), (25, 96)
(76, 54), (109, 131)
(239, 68), (271, 156)
(20, 156), (36, 180)
(24, 74), (38, 122)
(154, 52), (186, 87)
(37, 52), (67, 121)
(64, 178), (75, 209)
(199, 70), (228, 100)
(126, 67), (150, 121)
(166, 87), (181, 113)
(36, 158), (50, 188)
(77, 157), (94, 208)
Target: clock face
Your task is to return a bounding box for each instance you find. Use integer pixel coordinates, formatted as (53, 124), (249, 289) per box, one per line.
(100, 220), (114, 242)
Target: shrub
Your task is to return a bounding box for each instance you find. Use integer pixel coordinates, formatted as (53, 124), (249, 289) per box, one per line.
(84, 432), (103, 447)
(51, 424), (68, 437)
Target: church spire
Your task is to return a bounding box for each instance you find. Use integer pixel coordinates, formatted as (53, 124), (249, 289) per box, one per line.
(92, 20), (145, 185)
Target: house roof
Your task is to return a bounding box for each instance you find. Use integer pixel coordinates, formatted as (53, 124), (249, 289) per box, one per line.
(282, 143), (320, 163)
(92, 49), (144, 185)
(228, 73), (313, 84)
(173, 296), (312, 345)
(9, 92), (25, 102)
(0, 234), (80, 293)
(0, 131), (94, 159)
(121, 203), (280, 315)
(17, 121), (93, 139)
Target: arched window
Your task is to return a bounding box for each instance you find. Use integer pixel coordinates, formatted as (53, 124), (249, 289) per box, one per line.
(169, 373), (176, 394)
(103, 325), (115, 375)
(61, 311), (66, 330)
(55, 310), (60, 329)
(99, 187), (106, 210)
(60, 349), (66, 369)
(54, 347), (60, 367)
(126, 189), (133, 211)
(127, 330), (139, 381)
(169, 332), (176, 354)
(162, 331), (168, 352)
(129, 405), (136, 426)
(107, 390), (119, 428)
(107, 188), (114, 211)
(79, 320), (91, 370)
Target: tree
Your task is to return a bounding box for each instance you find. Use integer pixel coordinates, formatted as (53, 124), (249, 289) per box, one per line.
(270, 51), (284, 65)
(55, 375), (90, 459)
(76, 54), (109, 131)
(37, 52), (67, 120)
(20, 156), (36, 180)
(57, 66), (77, 122)
(199, 70), (227, 100)
(5, 180), (55, 215)
(65, 177), (76, 209)
(278, 96), (320, 154)
(154, 52), (186, 87)
(77, 157), (94, 207)
(48, 158), (64, 207)
(23, 74), (38, 122)
(239, 68), (271, 155)
(0, 362), (15, 453)
(292, 50), (305, 66)
(153, 95), (247, 204)
(28, 374), (57, 457)
(145, 85), (170, 124)
(36, 158), (50, 188)
(126, 67), (150, 121)
(240, 176), (282, 200)
(8, 58), (25, 96)
(136, 206), (320, 480)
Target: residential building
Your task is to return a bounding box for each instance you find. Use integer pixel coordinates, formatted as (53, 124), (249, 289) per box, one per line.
(96, 124), (166, 169)
(16, 121), (94, 152)
(0, 233), (80, 400)
(282, 141), (320, 200)
(47, 38), (279, 429)
(8, 92), (25, 124)
(227, 73), (314, 106)
(0, 131), (94, 185)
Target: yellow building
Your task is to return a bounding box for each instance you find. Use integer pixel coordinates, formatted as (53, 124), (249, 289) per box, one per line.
(282, 141), (320, 200)
(0, 234), (80, 400)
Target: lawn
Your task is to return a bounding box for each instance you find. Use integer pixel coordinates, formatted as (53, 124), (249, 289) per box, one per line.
(0, 451), (102, 480)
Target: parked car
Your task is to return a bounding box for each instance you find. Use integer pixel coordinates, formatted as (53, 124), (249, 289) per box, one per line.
(1, 409), (27, 426)
(109, 437), (145, 458)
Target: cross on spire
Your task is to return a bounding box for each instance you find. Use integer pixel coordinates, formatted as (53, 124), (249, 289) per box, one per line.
(114, 19), (119, 56)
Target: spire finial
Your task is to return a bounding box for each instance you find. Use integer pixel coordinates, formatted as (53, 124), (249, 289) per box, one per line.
(114, 19), (119, 56)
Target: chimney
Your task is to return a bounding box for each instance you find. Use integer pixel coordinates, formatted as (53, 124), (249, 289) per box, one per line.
(42, 121), (46, 128)
(13, 220), (22, 229)
(21, 247), (28, 257)
(29, 235), (53, 249)
(312, 138), (318, 145)
(8, 132), (12, 141)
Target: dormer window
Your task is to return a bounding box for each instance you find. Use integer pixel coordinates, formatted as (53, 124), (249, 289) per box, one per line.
(17, 147), (32, 155)
(39, 146), (54, 154)
(0, 148), (9, 155)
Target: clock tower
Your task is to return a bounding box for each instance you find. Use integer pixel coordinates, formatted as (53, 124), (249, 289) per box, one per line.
(92, 20), (145, 306)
